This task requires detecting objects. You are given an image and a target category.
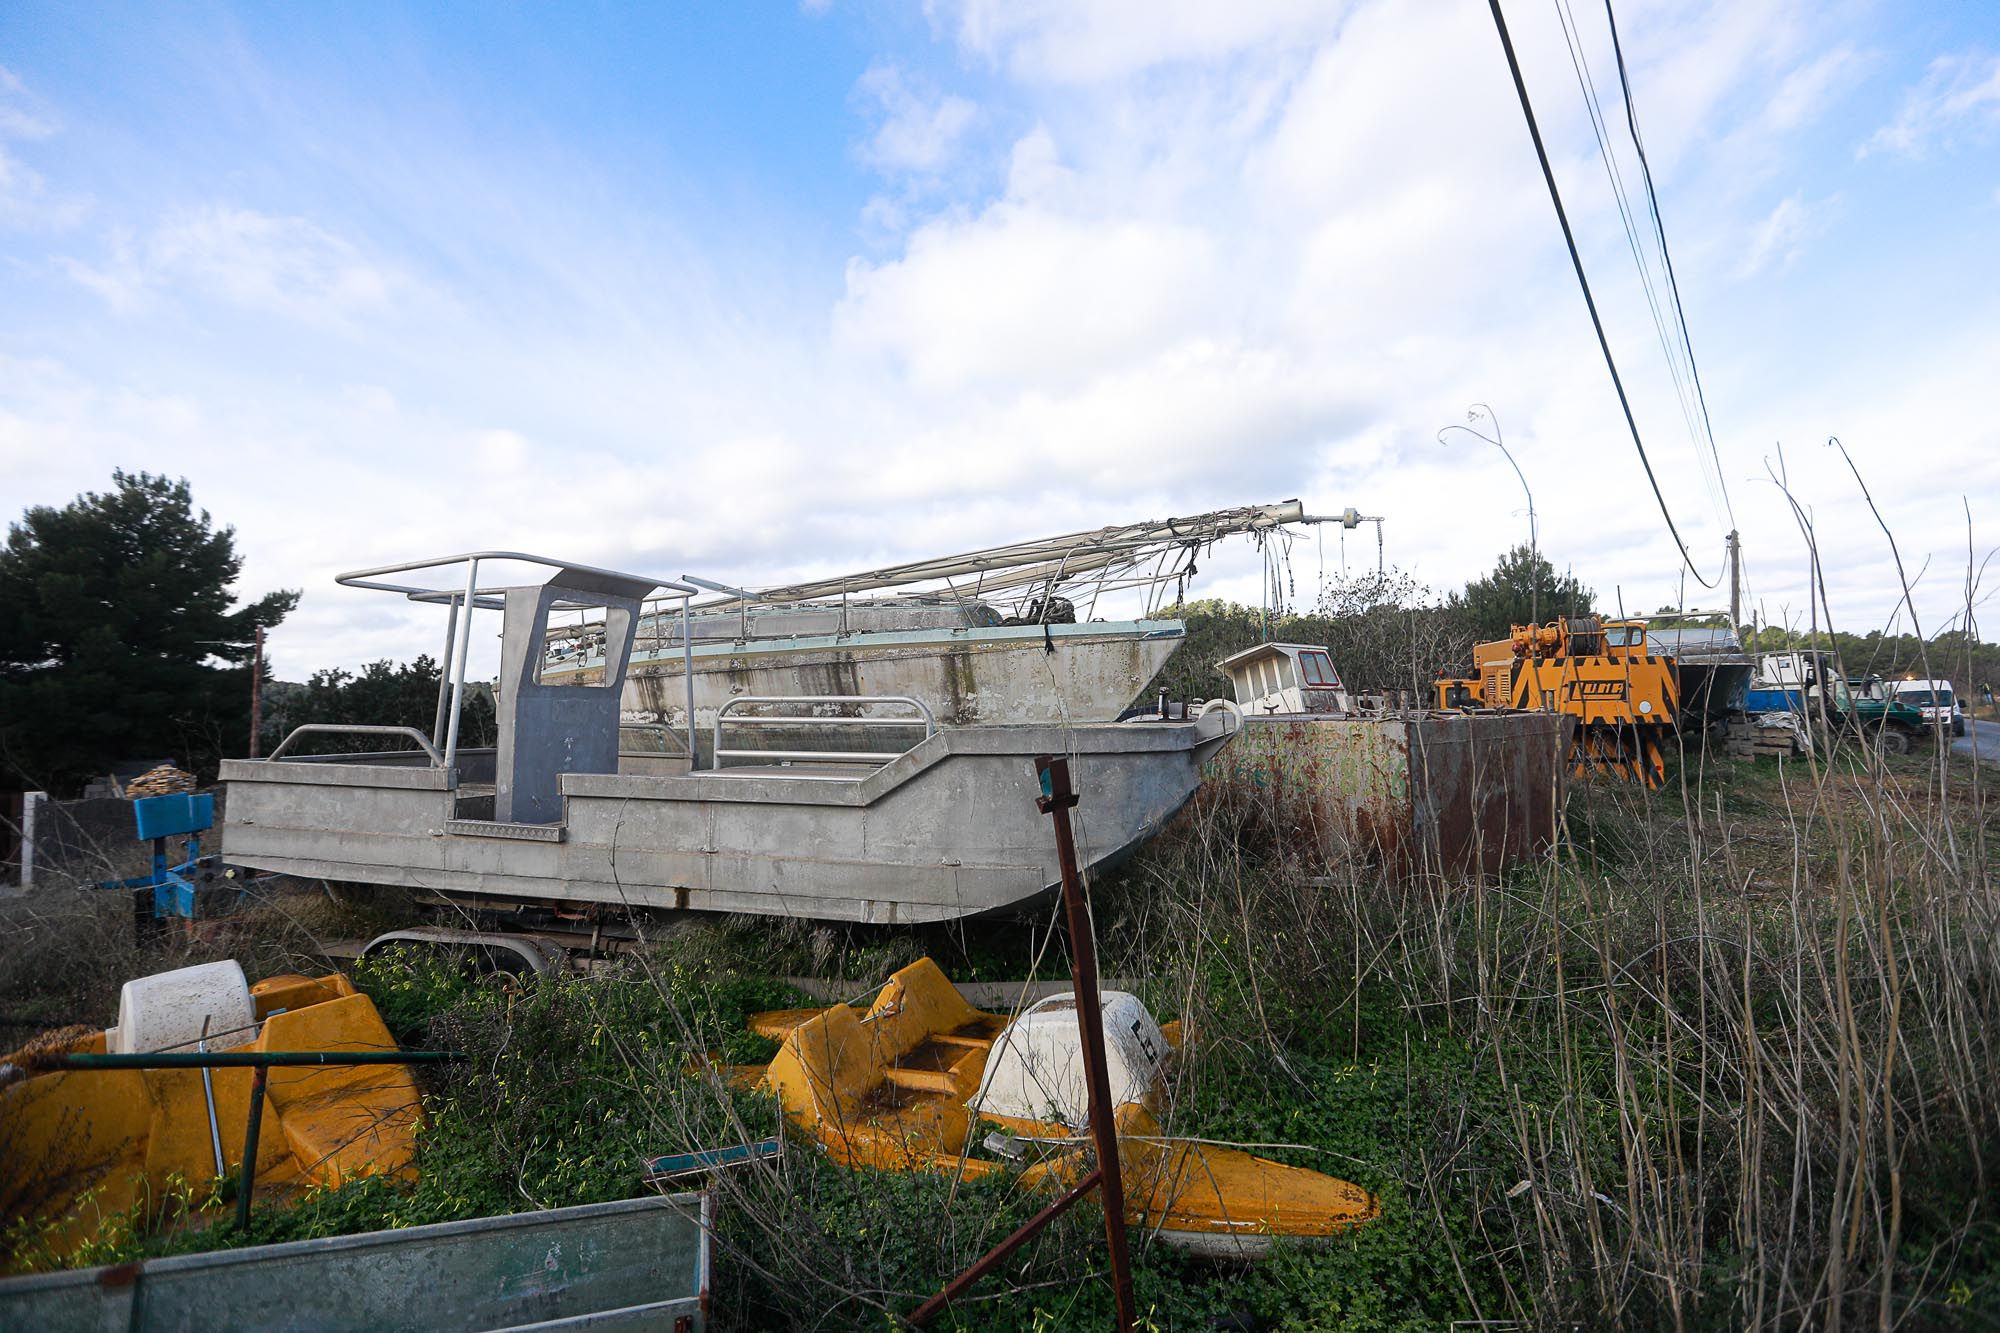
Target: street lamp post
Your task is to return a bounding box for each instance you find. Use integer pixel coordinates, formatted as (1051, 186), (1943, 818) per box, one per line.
(1438, 403), (1539, 623)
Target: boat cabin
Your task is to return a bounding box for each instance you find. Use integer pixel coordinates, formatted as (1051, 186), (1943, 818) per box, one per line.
(1217, 642), (1351, 717)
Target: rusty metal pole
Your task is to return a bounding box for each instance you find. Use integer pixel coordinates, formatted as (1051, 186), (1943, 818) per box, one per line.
(907, 756), (1136, 1331)
(235, 1064), (270, 1230)
(907, 1168), (1104, 1323)
(1036, 755), (1138, 1332)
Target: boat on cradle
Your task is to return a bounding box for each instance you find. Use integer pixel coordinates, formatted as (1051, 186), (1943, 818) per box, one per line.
(536, 500), (1362, 752)
(612, 615), (1188, 750)
(221, 552), (1242, 925)
(743, 957), (1379, 1259)
(1645, 619), (1756, 732)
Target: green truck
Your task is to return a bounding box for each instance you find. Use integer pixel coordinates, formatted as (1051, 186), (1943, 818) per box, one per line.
(1841, 675), (1929, 754)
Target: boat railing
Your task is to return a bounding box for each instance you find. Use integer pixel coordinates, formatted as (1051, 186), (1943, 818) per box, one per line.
(268, 725), (446, 767)
(714, 695), (938, 769)
(333, 550), (702, 780)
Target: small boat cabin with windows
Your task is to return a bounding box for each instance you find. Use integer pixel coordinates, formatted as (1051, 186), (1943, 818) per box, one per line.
(1217, 642), (1351, 717)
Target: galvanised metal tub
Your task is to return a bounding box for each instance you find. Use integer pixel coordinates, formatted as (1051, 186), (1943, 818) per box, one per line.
(0, 1193), (710, 1332)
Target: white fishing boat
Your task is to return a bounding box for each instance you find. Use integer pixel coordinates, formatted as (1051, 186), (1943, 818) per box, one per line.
(536, 501), (1365, 752)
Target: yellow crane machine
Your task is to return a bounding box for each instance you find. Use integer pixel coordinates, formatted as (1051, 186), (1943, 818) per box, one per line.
(1436, 616), (1679, 786)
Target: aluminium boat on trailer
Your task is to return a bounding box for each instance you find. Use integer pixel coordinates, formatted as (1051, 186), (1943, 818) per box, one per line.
(220, 553), (1240, 925)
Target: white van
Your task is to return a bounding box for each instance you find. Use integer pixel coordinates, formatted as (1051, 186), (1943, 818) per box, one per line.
(1888, 679), (1965, 737)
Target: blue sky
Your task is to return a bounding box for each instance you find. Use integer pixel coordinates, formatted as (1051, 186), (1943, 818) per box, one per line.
(2, 1), (1997, 677)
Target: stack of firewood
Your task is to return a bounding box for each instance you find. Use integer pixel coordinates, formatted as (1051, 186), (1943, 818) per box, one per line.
(124, 765), (197, 798)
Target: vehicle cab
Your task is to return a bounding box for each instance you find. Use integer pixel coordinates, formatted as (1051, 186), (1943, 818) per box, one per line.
(1888, 678), (1964, 736)
(1602, 620), (1652, 658)
(1217, 642), (1351, 716)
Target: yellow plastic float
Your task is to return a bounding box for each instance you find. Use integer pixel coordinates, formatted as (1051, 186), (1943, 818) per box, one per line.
(750, 958), (1378, 1257)
(1, 961), (422, 1267)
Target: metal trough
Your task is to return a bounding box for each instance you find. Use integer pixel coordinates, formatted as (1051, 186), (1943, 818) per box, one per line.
(1209, 712), (1567, 877)
(0, 1194), (710, 1332)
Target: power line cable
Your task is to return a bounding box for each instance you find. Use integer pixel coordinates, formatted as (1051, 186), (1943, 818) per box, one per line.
(1484, 0), (1718, 589)
(1552, 0), (1711, 481)
(1552, 0), (1728, 532)
(1603, 0), (1737, 530)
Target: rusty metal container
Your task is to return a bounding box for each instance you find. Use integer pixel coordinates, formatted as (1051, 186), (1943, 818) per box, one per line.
(1207, 712), (1567, 877)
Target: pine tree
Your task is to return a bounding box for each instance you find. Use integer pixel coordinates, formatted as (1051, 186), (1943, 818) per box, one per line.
(1459, 544), (1595, 640)
(0, 471), (298, 791)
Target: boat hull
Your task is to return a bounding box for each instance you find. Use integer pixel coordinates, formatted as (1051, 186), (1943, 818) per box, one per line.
(221, 717), (1232, 925)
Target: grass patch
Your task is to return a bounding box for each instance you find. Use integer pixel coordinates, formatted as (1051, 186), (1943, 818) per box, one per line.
(9, 734), (1996, 1329)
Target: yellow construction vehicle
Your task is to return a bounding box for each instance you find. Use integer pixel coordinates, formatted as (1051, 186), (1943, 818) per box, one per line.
(1435, 616), (1679, 786)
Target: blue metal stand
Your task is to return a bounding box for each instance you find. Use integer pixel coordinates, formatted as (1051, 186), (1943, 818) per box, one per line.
(98, 793), (235, 920)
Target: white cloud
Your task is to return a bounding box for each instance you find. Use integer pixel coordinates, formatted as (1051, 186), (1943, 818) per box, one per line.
(811, 0), (1985, 637)
(1560, 0), (1814, 178)
(1860, 50), (2000, 159)
(152, 206), (395, 319)
(61, 205), (399, 324)
(4, 0), (1992, 675)
(854, 64), (976, 173)
(1762, 43), (1866, 133)
(1738, 192), (1834, 275)
(836, 200), (1220, 394)
(0, 65), (86, 229)
(0, 66), (58, 140)
(948, 0), (1340, 83)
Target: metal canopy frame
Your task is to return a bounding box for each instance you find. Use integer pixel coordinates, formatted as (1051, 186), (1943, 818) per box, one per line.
(337, 550), (697, 604)
(333, 552), (708, 771)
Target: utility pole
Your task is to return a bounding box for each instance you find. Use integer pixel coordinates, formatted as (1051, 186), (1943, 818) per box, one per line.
(198, 631), (268, 758)
(249, 625), (265, 759)
(1726, 530), (1741, 633)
